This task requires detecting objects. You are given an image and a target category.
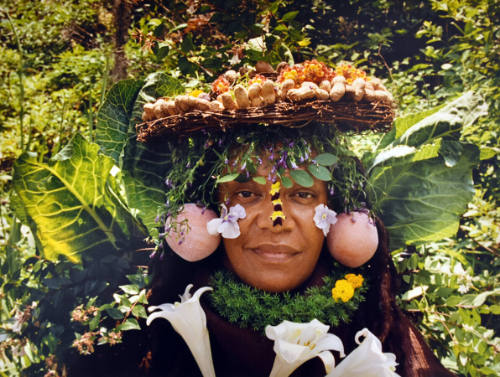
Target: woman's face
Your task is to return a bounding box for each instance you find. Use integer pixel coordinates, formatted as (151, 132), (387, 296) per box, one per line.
(218, 163), (328, 292)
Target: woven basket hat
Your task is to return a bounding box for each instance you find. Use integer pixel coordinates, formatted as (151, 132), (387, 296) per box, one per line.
(135, 59), (395, 142)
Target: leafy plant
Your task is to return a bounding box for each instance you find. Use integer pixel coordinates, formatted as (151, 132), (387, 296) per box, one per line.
(367, 92), (487, 249)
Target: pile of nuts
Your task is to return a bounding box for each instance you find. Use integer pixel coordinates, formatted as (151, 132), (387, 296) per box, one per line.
(142, 60), (394, 122)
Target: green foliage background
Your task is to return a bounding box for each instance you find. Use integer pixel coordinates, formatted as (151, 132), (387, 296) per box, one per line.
(0, 0), (498, 376)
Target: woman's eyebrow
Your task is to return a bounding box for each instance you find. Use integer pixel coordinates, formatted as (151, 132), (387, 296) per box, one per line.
(232, 180), (261, 190)
(222, 180), (261, 192)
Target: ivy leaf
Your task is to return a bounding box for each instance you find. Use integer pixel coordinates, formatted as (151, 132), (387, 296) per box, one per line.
(12, 135), (147, 263)
(118, 318), (141, 331)
(307, 164), (331, 181)
(290, 170), (314, 187)
(252, 176), (266, 185)
(105, 307), (124, 320)
(217, 173), (239, 184)
(132, 305), (148, 319)
(280, 11), (299, 22)
(314, 153), (338, 166)
(281, 176), (293, 188)
(402, 286), (428, 301)
(119, 284), (139, 295)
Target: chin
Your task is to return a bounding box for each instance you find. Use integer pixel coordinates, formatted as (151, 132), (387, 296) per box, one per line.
(239, 267), (311, 293)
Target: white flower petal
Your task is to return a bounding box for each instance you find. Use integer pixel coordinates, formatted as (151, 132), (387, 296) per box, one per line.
(147, 285), (216, 377)
(219, 221), (240, 239)
(315, 333), (345, 357)
(229, 204), (246, 219)
(146, 310), (171, 326)
(274, 340), (310, 364)
(191, 286), (214, 302)
(206, 218), (223, 235)
(313, 204), (337, 236)
(266, 319), (345, 377)
(147, 303), (175, 313)
(325, 328), (400, 377)
(180, 283), (194, 301)
(317, 351), (335, 374)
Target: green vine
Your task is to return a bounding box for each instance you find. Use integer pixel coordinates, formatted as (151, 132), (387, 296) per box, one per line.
(208, 264), (368, 333)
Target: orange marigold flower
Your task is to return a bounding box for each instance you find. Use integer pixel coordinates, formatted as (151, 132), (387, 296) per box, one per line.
(335, 63), (367, 84)
(345, 273), (364, 289)
(278, 65), (305, 85)
(249, 74), (267, 86)
(211, 76), (230, 95)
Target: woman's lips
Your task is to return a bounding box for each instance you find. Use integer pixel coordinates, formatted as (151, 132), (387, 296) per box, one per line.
(247, 244), (300, 263)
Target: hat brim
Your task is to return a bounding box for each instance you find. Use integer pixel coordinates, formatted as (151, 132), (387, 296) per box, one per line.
(136, 99), (394, 143)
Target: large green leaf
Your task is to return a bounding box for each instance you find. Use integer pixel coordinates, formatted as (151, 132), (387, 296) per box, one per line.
(366, 92), (487, 249)
(369, 144), (479, 249)
(120, 72), (184, 237)
(95, 72), (184, 237)
(96, 79), (144, 163)
(12, 134), (147, 263)
(369, 92), (486, 163)
(395, 92), (487, 147)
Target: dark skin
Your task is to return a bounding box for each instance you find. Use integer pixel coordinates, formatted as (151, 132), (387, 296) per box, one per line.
(218, 163), (328, 292)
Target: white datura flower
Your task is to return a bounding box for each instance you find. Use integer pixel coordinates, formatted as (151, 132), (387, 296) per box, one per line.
(265, 319), (345, 377)
(147, 284), (215, 377)
(326, 328), (400, 377)
(313, 204), (337, 236)
(206, 204), (246, 239)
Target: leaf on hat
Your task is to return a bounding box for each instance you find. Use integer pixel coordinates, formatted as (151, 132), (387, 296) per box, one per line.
(290, 169), (314, 187)
(307, 164), (332, 181)
(314, 153), (338, 166)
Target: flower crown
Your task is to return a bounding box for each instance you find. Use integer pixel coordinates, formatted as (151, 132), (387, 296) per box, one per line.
(136, 60), (395, 142)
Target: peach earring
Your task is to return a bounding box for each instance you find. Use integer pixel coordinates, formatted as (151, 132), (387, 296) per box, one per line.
(326, 211), (379, 268)
(165, 203), (221, 262)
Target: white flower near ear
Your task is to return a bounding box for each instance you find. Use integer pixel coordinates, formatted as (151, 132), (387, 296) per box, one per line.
(147, 284), (215, 377)
(326, 328), (400, 377)
(313, 204), (337, 236)
(207, 204), (246, 239)
(265, 319), (345, 377)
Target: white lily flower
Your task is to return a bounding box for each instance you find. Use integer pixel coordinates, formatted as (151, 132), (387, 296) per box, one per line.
(207, 204), (246, 239)
(326, 328), (400, 377)
(147, 284), (216, 377)
(265, 319), (345, 377)
(313, 204), (337, 236)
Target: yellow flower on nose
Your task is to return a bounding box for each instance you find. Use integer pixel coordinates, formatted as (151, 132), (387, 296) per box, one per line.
(272, 199), (283, 206)
(270, 181), (281, 196)
(270, 211), (286, 221)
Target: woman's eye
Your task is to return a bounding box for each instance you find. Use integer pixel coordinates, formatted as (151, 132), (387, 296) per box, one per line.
(236, 191), (254, 198)
(296, 192), (314, 199)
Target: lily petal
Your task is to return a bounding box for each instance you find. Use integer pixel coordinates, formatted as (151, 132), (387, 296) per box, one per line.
(325, 328), (400, 377)
(147, 285), (216, 377)
(266, 319), (345, 377)
(315, 333), (345, 357)
(318, 351), (335, 374)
